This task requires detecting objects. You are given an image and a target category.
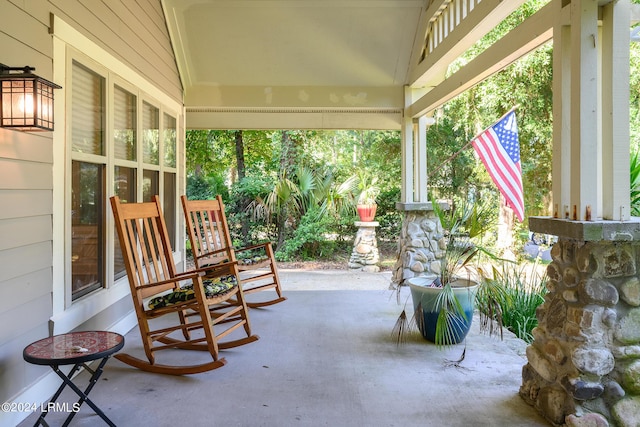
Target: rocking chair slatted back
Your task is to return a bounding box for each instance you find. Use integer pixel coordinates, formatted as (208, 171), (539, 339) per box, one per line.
(182, 195), (286, 308)
(184, 198), (234, 268)
(113, 197), (176, 300)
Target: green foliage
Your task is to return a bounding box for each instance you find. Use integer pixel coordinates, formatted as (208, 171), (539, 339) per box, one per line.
(430, 0), (553, 222)
(274, 208), (340, 261)
(478, 263), (547, 343)
(186, 173), (228, 201)
(375, 188), (402, 240)
(355, 170), (380, 205)
(631, 149), (640, 216)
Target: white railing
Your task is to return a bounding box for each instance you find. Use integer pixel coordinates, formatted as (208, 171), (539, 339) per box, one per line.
(422, 0), (481, 61)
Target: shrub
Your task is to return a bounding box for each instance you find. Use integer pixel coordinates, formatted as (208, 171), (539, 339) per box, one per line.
(275, 208), (340, 261)
(478, 262), (547, 343)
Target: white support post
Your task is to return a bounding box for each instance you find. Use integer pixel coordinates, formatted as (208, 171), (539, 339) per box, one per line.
(601, 0), (631, 220)
(401, 86), (415, 203)
(552, 2), (572, 219)
(569, 0), (599, 221)
(416, 115), (429, 203)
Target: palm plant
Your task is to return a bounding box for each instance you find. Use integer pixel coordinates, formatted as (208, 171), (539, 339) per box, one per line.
(394, 198), (506, 349)
(631, 149), (640, 216)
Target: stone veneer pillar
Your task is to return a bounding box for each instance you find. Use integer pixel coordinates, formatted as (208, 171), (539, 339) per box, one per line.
(521, 218), (640, 427)
(348, 221), (380, 272)
(391, 202), (446, 286)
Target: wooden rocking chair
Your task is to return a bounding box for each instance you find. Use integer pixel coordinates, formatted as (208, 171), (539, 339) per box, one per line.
(181, 195), (286, 308)
(110, 195), (258, 375)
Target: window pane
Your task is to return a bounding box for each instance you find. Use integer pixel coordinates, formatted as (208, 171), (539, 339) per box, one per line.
(164, 172), (177, 248)
(114, 166), (136, 280)
(163, 113), (176, 168)
(142, 102), (159, 164)
(143, 170), (159, 202)
(114, 86), (136, 160)
(72, 62), (104, 154)
(71, 161), (104, 300)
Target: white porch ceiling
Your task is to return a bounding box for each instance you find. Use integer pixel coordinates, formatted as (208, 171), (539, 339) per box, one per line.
(162, 0), (423, 129)
(160, 0), (536, 129)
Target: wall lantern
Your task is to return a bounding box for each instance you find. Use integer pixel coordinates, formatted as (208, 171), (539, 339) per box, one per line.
(0, 64), (62, 131)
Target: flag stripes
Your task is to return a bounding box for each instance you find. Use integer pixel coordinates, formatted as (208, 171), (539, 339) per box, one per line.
(471, 111), (524, 222)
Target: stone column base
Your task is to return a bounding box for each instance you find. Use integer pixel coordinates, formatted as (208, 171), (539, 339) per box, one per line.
(521, 217), (640, 426)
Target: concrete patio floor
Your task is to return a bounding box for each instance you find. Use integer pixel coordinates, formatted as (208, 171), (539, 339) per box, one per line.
(19, 269), (549, 427)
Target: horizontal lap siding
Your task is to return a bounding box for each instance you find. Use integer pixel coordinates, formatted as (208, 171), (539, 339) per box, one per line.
(0, 0), (56, 406)
(0, 0), (182, 414)
(0, 134), (53, 407)
(48, 0), (183, 101)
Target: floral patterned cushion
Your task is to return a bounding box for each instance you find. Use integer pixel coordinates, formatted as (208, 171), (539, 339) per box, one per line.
(148, 275), (237, 309)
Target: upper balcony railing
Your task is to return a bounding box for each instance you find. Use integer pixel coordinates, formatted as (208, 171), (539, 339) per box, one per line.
(421, 0), (481, 63)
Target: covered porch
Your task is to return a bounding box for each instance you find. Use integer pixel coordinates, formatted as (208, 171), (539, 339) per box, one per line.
(19, 268), (548, 427)
(2, 0), (640, 426)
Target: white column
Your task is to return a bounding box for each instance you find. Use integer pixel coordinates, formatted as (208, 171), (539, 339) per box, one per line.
(552, 2), (572, 219)
(569, 0), (599, 221)
(415, 115), (429, 202)
(601, 0), (630, 220)
(402, 86), (415, 203)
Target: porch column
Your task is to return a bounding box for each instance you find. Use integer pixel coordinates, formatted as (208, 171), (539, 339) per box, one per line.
(393, 89), (441, 286)
(521, 1), (637, 426)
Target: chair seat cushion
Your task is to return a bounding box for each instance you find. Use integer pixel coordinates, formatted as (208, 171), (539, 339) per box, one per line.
(148, 275), (237, 309)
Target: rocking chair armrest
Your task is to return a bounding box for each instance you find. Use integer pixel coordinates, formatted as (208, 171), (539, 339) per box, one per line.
(139, 274), (199, 291)
(194, 247), (231, 261)
(182, 260), (239, 277)
(235, 242), (270, 253)
(172, 270), (207, 281)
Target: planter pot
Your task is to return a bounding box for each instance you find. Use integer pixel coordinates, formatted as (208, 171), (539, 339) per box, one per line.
(357, 204), (377, 222)
(407, 275), (479, 344)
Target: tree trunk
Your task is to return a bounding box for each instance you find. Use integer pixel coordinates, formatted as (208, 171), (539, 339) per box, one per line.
(235, 130), (246, 181)
(234, 130), (250, 241)
(496, 193), (516, 260)
(275, 131), (298, 246)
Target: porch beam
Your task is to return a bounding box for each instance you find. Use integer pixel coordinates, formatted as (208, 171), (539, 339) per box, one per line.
(409, 0), (527, 88)
(408, 1), (553, 118)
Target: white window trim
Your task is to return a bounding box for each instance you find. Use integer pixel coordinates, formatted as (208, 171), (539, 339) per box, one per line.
(51, 15), (183, 333)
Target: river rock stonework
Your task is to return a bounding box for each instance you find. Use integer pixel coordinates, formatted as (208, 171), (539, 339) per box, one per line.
(348, 221), (380, 272)
(391, 209), (445, 286)
(520, 237), (640, 426)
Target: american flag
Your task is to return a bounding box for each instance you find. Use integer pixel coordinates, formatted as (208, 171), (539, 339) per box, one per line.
(471, 110), (524, 222)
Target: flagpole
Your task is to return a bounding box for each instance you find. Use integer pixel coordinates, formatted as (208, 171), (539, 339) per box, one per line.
(427, 105), (519, 179)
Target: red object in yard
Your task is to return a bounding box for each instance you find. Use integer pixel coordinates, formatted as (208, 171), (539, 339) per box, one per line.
(357, 204), (377, 222)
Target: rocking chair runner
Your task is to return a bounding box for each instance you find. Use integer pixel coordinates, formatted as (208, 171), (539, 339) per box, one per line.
(181, 195), (286, 308)
(110, 195), (258, 375)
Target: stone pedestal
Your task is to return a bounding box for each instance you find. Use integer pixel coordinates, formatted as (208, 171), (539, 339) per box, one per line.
(520, 217), (640, 427)
(348, 221), (380, 272)
(391, 202), (447, 287)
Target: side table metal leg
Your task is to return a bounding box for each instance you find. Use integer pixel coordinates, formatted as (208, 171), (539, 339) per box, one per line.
(50, 357), (116, 427)
(34, 363), (83, 427)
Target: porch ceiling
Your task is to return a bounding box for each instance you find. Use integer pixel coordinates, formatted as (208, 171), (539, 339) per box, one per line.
(162, 0), (424, 129)
(160, 0), (531, 130)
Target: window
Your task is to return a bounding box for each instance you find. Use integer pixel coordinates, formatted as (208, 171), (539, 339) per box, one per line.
(71, 161), (105, 299)
(142, 102), (159, 165)
(68, 55), (181, 303)
(71, 61), (106, 300)
(114, 86), (136, 161)
(113, 166), (136, 280)
(163, 113), (177, 247)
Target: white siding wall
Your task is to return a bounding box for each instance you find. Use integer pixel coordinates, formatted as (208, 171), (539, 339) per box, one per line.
(0, 0), (183, 423)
